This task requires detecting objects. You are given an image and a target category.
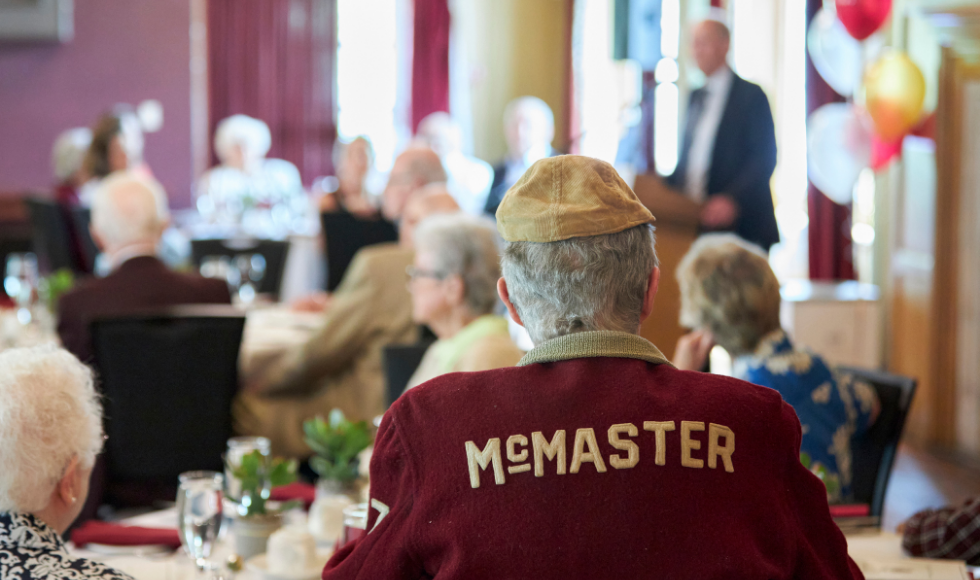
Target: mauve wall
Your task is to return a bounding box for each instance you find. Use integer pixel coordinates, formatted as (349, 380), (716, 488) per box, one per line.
(0, 0), (194, 207)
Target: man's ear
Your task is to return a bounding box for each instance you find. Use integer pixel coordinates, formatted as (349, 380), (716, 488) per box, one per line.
(639, 267), (661, 324)
(497, 278), (524, 328)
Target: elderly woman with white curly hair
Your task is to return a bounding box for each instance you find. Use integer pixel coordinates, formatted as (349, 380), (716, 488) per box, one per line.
(0, 345), (134, 580)
(673, 233), (879, 502)
(404, 214), (524, 391)
(196, 114), (306, 233)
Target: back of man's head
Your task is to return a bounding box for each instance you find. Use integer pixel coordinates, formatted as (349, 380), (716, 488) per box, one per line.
(496, 156), (658, 345)
(382, 147), (448, 221)
(91, 172), (170, 251)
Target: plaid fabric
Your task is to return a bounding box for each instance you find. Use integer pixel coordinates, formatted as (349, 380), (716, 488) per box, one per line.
(902, 497), (980, 565)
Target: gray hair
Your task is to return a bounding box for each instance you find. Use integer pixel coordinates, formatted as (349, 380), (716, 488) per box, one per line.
(415, 213), (502, 316)
(0, 345), (104, 513)
(214, 114), (272, 162)
(501, 224), (658, 344)
(52, 128), (92, 182)
(503, 96), (555, 131)
(676, 234), (779, 355)
(91, 171), (170, 247)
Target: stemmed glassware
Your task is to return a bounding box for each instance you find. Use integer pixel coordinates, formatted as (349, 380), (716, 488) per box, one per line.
(176, 471), (224, 574)
(4, 253), (38, 325)
(199, 254), (266, 307)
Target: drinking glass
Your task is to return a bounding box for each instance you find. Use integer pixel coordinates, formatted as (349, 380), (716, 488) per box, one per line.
(224, 436), (271, 502)
(4, 253), (38, 325)
(176, 471), (224, 571)
(339, 503), (368, 549)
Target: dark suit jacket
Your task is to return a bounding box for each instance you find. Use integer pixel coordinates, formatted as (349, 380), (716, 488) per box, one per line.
(667, 74), (779, 250)
(57, 255), (232, 363)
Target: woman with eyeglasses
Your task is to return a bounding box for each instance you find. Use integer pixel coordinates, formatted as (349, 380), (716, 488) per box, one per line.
(0, 345), (133, 580)
(404, 214), (524, 392)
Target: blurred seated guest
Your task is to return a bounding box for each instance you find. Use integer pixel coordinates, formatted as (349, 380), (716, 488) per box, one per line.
(52, 127), (93, 207)
(415, 112), (493, 216)
(196, 114), (306, 233)
(79, 108), (149, 206)
(318, 137), (382, 218)
(405, 214), (523, 391)
(674, 234), (878, 502)
(0, 345), (134, 580)
(58, 173), (230, 363)
(483, 96), (556, 216)
(235, 149), (453, 458)
(901, 497), (980, 565)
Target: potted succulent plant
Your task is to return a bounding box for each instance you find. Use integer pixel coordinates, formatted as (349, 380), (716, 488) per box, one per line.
(228, 450), (298, 559)
(303, 410), (373, 540)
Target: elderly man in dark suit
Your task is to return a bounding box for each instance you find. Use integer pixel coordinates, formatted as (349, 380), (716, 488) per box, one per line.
(57, 173), (230, 363)
(666, 19), (779, 251)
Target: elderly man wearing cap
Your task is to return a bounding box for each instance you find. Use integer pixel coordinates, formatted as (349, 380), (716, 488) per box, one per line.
(322, 156), (862, 579)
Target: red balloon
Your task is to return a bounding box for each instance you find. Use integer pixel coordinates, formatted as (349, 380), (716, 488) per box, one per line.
(871, 134), (902, 171)
(835, 0), (892, 40)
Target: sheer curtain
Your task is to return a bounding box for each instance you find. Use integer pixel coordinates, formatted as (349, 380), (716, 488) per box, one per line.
(207, 0), (337, 184)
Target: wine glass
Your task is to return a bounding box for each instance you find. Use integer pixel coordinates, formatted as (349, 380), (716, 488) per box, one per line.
(4, 253), (38, 325)
(176, 471), (224, 572)
(233, 254), (266, 306)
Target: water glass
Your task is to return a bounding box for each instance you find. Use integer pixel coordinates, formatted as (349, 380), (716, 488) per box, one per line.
(4, 253), (38, 325)
(176, 471), (224, 570)
(234, 254), (265, 306)
(224, 436), (271, 501)
(339, 503), (368, 549)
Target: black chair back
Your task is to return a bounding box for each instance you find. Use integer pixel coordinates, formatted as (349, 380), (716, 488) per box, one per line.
(69, 207), (100, 273)
(841, 366), (917, 516)
(91, 305), (245, 507)
(383, 339), (435, 408)
(190, 238), (290, 299)
(321, 211), (398, 291)
(25, 197), (74, 273)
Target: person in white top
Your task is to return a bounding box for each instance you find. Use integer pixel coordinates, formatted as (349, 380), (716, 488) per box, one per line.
(666, 19), (779, 251)
(414, 112), (494, 216)
(196, 115), (307, 235)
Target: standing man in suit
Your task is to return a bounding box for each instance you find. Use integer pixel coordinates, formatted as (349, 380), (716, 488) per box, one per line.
(57, 173), (231, 363)
(666, 19), (779, 251)
(483, 96), (556, 216)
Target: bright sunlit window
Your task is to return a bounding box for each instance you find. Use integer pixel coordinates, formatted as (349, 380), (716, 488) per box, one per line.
(654, 0), (680, 176)
(336, 0), (400, 171)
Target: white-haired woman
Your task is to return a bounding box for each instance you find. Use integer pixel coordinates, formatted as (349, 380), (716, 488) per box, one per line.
(0, 345), (134, 580)
(674, 234), (879, 503)
(196, 114), (305, 233)
(405, 214), (524, 390)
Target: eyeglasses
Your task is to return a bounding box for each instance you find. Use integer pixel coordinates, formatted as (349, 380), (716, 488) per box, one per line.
(406, 266), (447, 282)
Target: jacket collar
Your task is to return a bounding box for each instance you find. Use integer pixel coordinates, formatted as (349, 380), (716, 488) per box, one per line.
(518, 330), (672, 367)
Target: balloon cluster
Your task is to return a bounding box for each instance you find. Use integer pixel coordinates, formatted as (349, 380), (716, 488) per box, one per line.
(806, 0), (927, 204)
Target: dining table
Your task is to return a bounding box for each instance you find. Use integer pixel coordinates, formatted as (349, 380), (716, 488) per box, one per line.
(70, 509), (975, 580)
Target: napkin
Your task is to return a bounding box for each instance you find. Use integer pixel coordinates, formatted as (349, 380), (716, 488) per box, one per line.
(829, 504), (870, 518)
(71, 520), (182, 549)
(269, 482), (317, 508)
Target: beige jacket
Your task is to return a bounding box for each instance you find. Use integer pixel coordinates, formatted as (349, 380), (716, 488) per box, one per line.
(235, 243), (418, 457)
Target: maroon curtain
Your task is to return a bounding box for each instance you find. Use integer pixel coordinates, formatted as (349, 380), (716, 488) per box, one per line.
(208, 0), (337, 183)
(805, 0), (855, 280)
(411, 0), (451, 133)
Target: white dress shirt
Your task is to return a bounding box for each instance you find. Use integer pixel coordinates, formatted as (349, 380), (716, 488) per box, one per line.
(685, 66), (734, 202)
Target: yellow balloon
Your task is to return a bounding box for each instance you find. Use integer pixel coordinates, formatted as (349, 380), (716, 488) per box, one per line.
(864, 52), (926, 141)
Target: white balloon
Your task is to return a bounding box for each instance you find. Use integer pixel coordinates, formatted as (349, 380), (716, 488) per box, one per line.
(807, 7), (864, 97)
(807, 103), (872, 205)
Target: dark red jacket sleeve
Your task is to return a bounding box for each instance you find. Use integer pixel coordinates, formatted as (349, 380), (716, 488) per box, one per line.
(776, 401), (865, 580)
(322, 412), (425, 579)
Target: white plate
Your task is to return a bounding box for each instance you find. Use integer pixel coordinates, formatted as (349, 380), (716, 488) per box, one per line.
(246, 552), (331, 580)
(84, 543), (173, 557)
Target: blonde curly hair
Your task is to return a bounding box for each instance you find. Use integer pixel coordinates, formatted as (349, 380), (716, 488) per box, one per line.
(676, 234), (781, 356)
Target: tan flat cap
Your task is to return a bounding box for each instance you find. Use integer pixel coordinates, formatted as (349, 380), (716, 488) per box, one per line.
(495, 155), (655, 243)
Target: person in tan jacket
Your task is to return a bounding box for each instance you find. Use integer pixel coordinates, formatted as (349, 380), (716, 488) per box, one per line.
(234, 148), (454, 458)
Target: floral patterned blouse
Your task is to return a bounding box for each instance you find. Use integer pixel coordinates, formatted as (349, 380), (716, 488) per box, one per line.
(0, 512), (134, 580)
(734, 329), (877, 503)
